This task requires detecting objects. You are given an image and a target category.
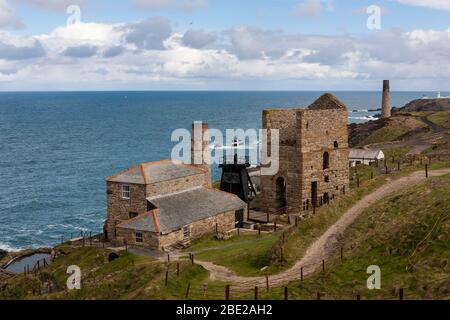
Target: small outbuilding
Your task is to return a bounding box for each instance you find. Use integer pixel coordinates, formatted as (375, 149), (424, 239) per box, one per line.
(349, 149), (385, 167)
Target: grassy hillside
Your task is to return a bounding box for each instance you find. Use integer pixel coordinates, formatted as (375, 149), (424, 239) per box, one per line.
(1, 167), (449, 300)
(358, 116), (426, 146)
(428, 110), (450, 129)
(269, 173), (450, 300)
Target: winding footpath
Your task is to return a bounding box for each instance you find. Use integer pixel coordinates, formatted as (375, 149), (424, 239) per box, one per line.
(195, 168), (450, 290)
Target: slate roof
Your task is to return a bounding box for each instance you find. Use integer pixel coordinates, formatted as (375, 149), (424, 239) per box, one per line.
(107, 160), (206, 184)
(308, 93), (347, 111)
(349, 149), (385, 160)
(117, 187), (247, 234)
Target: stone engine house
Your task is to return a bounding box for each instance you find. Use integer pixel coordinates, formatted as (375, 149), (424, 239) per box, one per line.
(260, 93), (350, 214)
(104, 123), (248, 251)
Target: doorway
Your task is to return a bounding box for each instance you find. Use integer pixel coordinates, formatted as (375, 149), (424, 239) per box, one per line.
(275, 177), (287, 209)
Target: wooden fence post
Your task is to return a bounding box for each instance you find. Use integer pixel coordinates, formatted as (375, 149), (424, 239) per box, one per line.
(284, 287), (288, 300)
(322, 260), (325, 272)
(425, 164), (428, 178)
(317, 292), (321, 300)
(254, 286), (258, 300)
(274, 221), (277, 231)
(340, 247), (344, 262)
(165, 270), (169, 287)
(225, 285), (230, 301)
(295, 216), (298, 227)
(280, 247), (284, 262)
(266, 276), (269, 292)
(301, 267), (303, 281)
(356, 294), (361, 300)
(399, 288), (404, 300)
(185, 282), (191, 299)
(191, 254), (194, 266)
(167, 254), (170, 262)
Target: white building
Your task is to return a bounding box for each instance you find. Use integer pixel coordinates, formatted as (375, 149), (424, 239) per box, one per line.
(349, 149), (385, 167)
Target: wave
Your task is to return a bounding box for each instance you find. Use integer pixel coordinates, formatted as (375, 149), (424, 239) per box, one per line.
(0, 242), (21, 252)
(349, 116), (379, 121)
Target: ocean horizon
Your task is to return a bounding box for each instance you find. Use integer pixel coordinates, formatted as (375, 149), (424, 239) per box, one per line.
(0, 90), (446, 251)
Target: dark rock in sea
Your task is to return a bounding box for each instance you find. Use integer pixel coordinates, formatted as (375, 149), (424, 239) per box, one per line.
(368, 108), (382, 112)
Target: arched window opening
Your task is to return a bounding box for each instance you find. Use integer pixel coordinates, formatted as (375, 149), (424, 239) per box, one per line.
(334, 141), (339, 149)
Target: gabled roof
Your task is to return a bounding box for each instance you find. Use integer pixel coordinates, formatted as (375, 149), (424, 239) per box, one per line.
(106, 160), (206, 185)
(117, 187), (247, 234)
(349, 149), (385, 160)
(308, 93), (347, 111)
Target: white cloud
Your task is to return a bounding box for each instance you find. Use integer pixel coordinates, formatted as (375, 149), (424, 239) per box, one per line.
(0, 0), (23, 29)
(133, 0), (208, 11)
(15, 0), (85, 11)
(1, 16), (450, 90)
(394, 0), (450, 11)
(293, 0), (333, 17)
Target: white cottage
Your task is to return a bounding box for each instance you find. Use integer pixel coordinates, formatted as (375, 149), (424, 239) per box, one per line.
(349, 149), (385, 167)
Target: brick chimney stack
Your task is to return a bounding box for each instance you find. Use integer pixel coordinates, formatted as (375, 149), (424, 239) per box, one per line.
(191, 121), (211, 186)
(381, 80), (391, 118)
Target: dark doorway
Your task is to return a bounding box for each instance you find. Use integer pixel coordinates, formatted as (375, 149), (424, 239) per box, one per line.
(235, 209), (244, 227)
(275, 177), (287, 210)
(104, 229), (108, 241)
(311, 181), (318, 207)
(108, 252), (119, 262)
(323, 152), (330, 170)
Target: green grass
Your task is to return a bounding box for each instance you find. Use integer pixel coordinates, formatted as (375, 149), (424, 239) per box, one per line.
(428, 111), (450, 129)
(382, 146), (413, 162)
(266, 173), (450, 300)
(192, 233), (281, 277)
(358, 116), (426, 147)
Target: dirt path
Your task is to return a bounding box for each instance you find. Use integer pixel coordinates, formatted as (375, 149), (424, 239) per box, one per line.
(195, 168), (450, 290)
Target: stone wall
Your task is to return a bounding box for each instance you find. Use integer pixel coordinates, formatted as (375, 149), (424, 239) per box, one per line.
(105, 181), (147, 241)
(298, 109), (349, 206)
(116, 209), (244, 250)
(260, 105), (349, 214)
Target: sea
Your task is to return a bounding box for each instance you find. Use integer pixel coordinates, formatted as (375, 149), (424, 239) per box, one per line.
(0, 91), (444, 251)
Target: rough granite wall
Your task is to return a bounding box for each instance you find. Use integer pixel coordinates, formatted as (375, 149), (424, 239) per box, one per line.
(115, 209), (242, 250)
(260, 102), (349, 214)
(105, 181), (147, 241)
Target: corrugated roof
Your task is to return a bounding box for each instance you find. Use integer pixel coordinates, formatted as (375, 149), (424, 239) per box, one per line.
(308, 93), (347, 110)
(118, 187), (247, 234)
(349, 149), (384, 159)
(107, 160), (206, 184)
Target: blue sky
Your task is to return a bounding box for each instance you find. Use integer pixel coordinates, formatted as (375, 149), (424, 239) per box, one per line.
(1, 0), (450, 90)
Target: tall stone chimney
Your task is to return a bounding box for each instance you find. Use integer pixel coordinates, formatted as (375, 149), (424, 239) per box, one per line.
(381, 80), (391, 118)
(191, 121), (211, 186)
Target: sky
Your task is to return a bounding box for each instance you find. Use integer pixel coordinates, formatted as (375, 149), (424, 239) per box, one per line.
(0, 0), (449, 91)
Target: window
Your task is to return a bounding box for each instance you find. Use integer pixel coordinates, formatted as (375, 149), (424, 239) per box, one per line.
(325, 176), (330, 183)
(183, 226), (191, 240)
(334, 141), (339, 149)
(122, 185), (130, 199)
(323, 152), (330, 170)
(129, 212), (138, 219)
(135, 232), (143, 243)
